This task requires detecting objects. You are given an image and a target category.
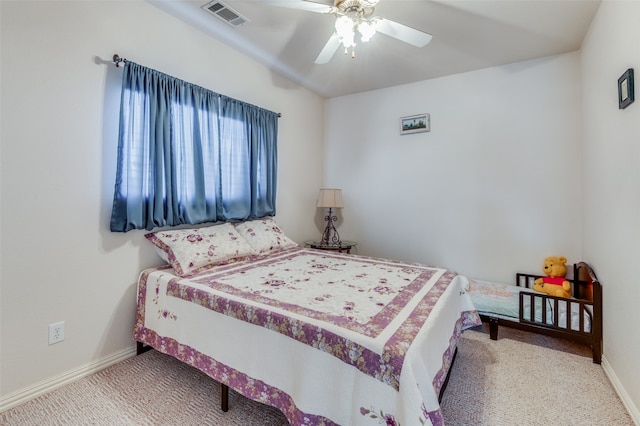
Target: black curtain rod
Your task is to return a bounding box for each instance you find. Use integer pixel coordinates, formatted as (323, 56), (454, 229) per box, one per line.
(112, 54), (282, 118)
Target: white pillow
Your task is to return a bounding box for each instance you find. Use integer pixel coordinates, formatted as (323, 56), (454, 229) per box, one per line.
(234, 217), (298, 255)
(145, 222), (256, 276)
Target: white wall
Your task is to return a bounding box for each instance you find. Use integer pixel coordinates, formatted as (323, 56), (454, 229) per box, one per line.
(581, 0), (640, 419)
(3, 0), (638, 420)
(325, 53), (583, 284)
(0, 1), (324, 400)
(324, 5), (640, 417)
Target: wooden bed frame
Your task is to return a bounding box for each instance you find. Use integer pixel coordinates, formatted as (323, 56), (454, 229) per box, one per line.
(479, 261), (602, 364)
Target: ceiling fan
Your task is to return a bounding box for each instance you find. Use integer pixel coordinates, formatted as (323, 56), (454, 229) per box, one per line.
(264, 0), (433, 64)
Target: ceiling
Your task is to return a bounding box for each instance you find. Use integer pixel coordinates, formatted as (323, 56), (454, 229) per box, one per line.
(147, 0), (601, 98)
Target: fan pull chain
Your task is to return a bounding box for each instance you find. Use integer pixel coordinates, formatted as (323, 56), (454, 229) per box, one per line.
(343, 46), (356, 59)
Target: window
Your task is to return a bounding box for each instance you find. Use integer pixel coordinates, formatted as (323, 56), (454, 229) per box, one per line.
(110, 62), (278, 232)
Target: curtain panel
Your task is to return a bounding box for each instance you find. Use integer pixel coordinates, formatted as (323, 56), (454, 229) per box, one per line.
(110, 62), (278, 232)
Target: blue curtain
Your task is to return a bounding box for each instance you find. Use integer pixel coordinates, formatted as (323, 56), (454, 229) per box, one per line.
(110, 62), (278, 232)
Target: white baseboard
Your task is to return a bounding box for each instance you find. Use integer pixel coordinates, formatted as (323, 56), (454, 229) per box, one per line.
(0, 346), (137, 413)
(602, 354), (640, 426)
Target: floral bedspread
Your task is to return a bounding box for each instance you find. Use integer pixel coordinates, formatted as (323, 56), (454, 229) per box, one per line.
(134, 248), (480, 426)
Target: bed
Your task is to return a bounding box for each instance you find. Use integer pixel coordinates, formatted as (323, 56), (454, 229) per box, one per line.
(133, 218), (481, 425)
(467, 262), (602, 364)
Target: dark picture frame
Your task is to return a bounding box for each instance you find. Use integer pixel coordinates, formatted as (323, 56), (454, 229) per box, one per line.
(618, 68), (634, 109)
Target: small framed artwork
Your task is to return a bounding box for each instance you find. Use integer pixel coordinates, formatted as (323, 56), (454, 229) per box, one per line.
(400, 113), (430, 135)
(618, 68), (634, 109)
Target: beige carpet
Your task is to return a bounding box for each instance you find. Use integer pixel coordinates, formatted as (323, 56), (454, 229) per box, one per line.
(440, 327), (633, 425)
(1, 326), (633, 425)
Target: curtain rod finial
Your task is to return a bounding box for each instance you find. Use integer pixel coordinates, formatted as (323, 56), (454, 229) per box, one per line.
(113, 54), (126, 67)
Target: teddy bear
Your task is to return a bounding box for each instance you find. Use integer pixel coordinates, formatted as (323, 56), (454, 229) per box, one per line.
(533, 256), (572, 298)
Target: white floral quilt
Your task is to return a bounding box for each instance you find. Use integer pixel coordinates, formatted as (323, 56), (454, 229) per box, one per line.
(134, 248), (480, 425)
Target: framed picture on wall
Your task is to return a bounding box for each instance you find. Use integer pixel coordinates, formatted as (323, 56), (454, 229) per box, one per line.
(618, 68), (634, 109)
(400, 113), (430, 135)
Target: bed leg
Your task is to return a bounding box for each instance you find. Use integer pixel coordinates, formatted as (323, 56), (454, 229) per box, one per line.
(136, 341), (152, 355)
(592, 335), (602, 364)
(593, 346), (602, 364)
(439, 348), (457, 402)
(221, 383), (229, 412)
(489, 317), (499, 340)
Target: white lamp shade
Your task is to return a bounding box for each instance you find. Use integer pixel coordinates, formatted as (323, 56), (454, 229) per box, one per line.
(317, 188), (344, 208)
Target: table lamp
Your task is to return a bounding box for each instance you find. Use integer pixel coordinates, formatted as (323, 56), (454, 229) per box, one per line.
(317, 188), (344, 246)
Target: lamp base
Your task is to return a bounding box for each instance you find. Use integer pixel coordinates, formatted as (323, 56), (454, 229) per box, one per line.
(320, 207), (341, 246)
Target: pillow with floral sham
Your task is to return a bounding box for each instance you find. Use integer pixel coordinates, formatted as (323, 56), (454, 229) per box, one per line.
(145, 222), (256, 276)
(234, 217), (298, 255)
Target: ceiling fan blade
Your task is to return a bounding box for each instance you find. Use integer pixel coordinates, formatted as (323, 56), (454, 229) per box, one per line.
(375, 18), (432, 47)
(315, 33), (342, 64)
(262, 0), (333, 14)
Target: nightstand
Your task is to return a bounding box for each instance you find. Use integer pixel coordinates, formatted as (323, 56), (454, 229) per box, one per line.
(305, 240), (357, 254)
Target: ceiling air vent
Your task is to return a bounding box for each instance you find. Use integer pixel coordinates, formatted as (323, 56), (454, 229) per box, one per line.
(202, 1), (250, 28)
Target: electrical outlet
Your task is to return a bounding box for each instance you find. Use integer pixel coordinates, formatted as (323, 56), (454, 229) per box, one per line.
(48, 321), (65, 345)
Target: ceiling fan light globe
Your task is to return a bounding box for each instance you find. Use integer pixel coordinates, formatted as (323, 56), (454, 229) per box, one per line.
(358, 20), (376, 42)
(341, 31), (355, 48)
(335, 15), (354, 37)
